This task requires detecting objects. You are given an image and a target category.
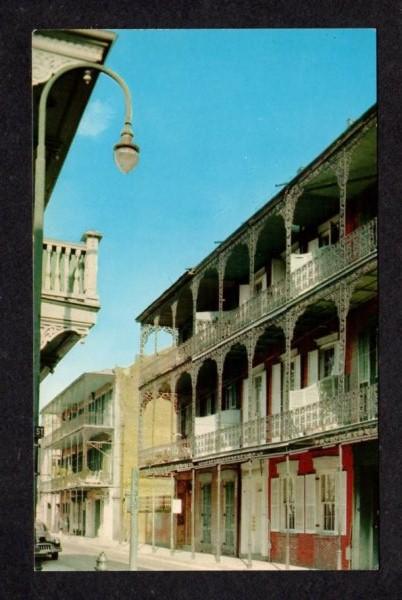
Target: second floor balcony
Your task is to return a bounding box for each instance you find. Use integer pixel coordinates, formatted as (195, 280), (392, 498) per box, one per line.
(138, 381), (377, 467)
(40, 466), (112, 492)
(42, 411), (113, 448)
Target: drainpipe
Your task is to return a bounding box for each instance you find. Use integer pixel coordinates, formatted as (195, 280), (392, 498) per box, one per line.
(285, 452), (290, 570)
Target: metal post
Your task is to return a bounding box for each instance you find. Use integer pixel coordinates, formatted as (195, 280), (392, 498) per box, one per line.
(247, 460), (252, 569)
(129, 467), (139, 570)
(216, 463), (221, 563)
(285, 453), (290, 570)
(151, 474), (156, 552)
(191, 468), (195, 559)
(170, 472), (175, 555)
(337, 445), (343, 570)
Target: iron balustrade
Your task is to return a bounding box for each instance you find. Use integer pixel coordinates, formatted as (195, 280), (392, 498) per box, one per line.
(41, 411), (113, 447)
(139, 219), (377, 386)
(40, 467), (113, 492)
(140, 383), (377, 466)
(138, 438), (192, 466)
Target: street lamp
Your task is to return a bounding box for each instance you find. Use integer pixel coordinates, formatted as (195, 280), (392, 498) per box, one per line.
(33, 61), (139, 550)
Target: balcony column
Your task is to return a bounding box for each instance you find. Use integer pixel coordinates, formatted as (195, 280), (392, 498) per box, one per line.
(282, 311), (296, 439)
(171, 300), (179, 346)
(170, 373), (177, 445)
(215, 463), (221, 563)
(336, 282), (352, 403)
(82, 430), (88, 471)
(153, 316), (160, 355)
(282, 185), (303, 299)
(216, 353), (224, 453)
(248, 228), (256, 297)
(218, 254), (225, 316)
(246, 332), (257, 445)
(191, 366), (200, 457)
(81, 231), (103, 301)
(170, 471), (175, 555)
(332, 150), (351, 244)
(191, 468), (196, 559)
(191, 278), (200, 336)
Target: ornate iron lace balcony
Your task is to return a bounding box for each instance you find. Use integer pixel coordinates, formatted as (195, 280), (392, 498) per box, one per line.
(139, 438), (192, 467)
(192, 218), (377, 357)
(42, 412), (113, 447)
(193, 382), (377, 458)
(138, 383), (377, 466)
(140, 219), (377, 385)
(40, 467), (112, 492)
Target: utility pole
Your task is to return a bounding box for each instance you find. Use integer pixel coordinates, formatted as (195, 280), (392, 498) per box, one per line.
(129, 467), (139, 570)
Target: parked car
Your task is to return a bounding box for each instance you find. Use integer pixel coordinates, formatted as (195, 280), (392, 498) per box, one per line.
(35, 521), (62, 560)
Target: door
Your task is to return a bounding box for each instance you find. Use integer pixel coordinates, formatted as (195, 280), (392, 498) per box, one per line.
(94, 499), (101, 536)
(200, 484), (212, 547)
(223, 481), (236, 555)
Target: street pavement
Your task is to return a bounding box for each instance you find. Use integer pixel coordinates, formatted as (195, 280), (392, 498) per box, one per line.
(39, 533), (310, 571)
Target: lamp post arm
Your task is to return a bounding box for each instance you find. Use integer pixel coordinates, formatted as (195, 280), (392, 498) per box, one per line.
(37, 60), (134, 154)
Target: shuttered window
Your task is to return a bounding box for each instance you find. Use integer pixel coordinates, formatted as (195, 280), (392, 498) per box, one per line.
(295, 476), (305, 532)
(271, 364), (281, 415)
(270, 478), (280, 532)
(305, 474), (317, 533)
(308, 350), (319, 385)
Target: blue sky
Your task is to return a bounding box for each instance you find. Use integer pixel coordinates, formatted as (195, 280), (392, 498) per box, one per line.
(40, 28), (376, 408)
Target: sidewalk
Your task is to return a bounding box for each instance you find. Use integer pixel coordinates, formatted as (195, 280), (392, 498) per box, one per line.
(58, 533), (309, 571)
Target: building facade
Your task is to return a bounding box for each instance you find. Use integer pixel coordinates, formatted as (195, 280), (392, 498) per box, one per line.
(39, 366), (139, 541)
(136, 106), (377, 570)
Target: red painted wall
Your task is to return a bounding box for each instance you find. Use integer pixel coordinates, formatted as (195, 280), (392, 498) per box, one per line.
(268, 445), (354, 570)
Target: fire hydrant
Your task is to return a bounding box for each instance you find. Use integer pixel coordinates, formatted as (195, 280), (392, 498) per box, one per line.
(95, 551), (107, 571)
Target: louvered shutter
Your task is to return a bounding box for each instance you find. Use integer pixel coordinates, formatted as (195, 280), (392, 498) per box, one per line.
(270, 478), (280, 532)
(294, 355), (301, 390)
(332, 342), (340, 376)
(271, 364), (281, 414)
(308, 350), (319, 385)
(337, 470), (347, 535)
(242, 378), (249, 423)
(260, 370), (267, 418)
(295, 475), (305, 532)
(305, 474), (317, 533)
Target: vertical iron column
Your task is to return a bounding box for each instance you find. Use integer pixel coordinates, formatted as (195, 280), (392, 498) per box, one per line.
(337, 444), (343, 570)
(285, 453), (290, 570)
(170, 472), (175, 555)
(216, 463), (221, 563)
(151, 473), (156, 552)
(129, 467), (139, 570)
(191, 468), (195, 559)
(247, 460), (253, 569)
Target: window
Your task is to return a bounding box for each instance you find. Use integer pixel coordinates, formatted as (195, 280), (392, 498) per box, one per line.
(199, 392), (215, 416)
(282, 477), (295, 530)
(319, 347), (335, 379)
(223, 383), (239, 410)
(358, 326), (378, 385)
(254, 280), (263, 295)
(320, 473), (336, 532)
